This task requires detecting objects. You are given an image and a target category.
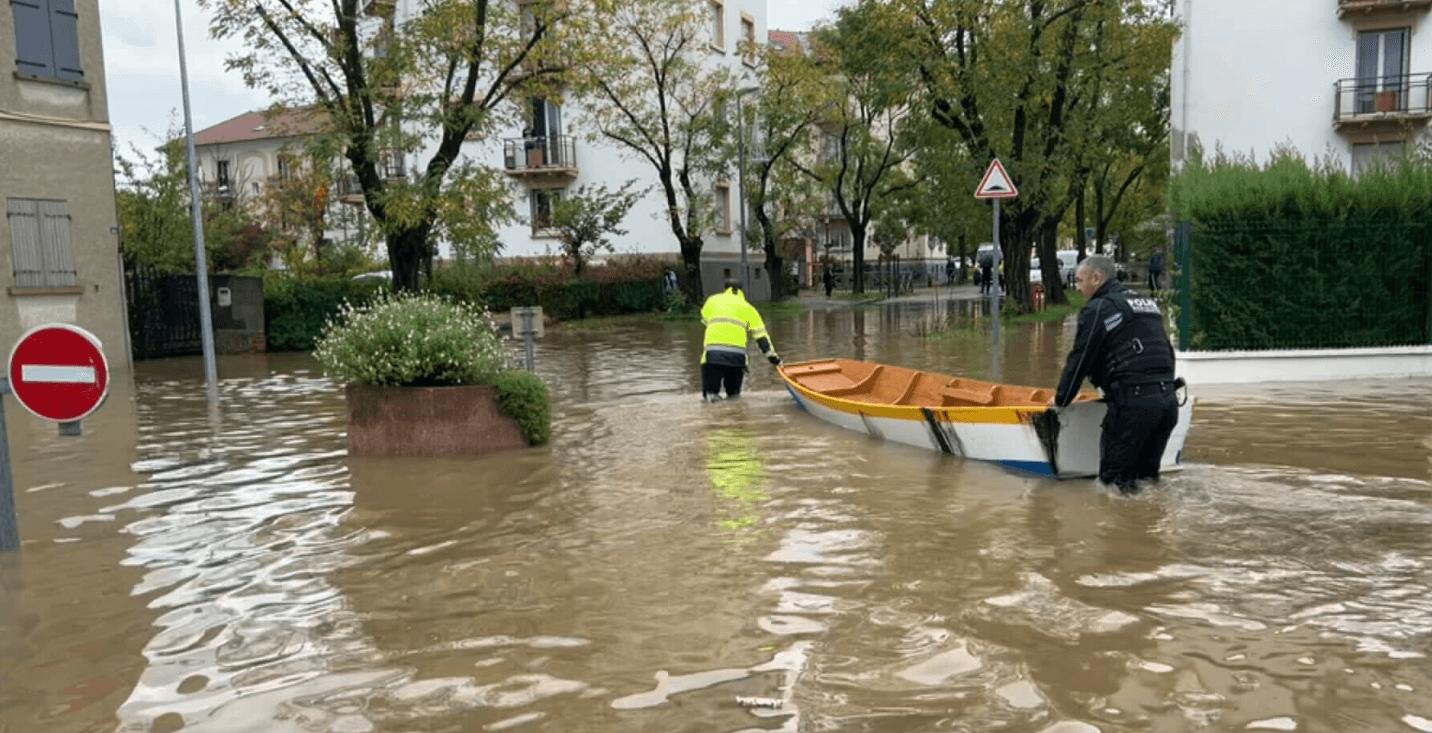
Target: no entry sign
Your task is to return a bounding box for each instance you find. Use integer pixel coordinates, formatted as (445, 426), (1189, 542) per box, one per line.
(7, 324), (109, 423)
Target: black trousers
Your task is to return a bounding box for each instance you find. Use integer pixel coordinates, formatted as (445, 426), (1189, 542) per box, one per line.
(1100, 383), (1179, 485)
(980, 267), (993, 293)
(702, 362), (745, 398)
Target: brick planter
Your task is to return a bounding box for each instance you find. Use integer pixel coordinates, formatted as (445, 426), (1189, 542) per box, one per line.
(344, 384), (528, 457)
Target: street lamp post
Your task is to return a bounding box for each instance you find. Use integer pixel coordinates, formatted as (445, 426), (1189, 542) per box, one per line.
(736, 87), (759, 295)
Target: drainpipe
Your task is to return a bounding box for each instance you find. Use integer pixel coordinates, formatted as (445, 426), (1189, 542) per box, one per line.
(1180, 0), (1191, 168)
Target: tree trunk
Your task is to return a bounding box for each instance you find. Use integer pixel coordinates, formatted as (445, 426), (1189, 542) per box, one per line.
(755, 208), (785, 301)
(851, 225), (867, 294)
(1038, 224), (1066, 305)
(386, 225), (429, 292)
(1000, 207), (1040, 314)
(1075, 177), (1087, 261)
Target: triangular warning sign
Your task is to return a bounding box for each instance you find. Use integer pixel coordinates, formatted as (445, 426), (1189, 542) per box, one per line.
(974, 158), (1018, 199)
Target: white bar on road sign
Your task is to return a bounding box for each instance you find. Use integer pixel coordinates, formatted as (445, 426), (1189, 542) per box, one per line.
(21, 365), (97, 384)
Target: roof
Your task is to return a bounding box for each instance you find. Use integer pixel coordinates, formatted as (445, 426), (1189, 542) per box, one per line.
(192, 106), (330, 146)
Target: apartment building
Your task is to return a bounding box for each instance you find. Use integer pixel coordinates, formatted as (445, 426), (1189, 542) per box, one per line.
(357, 0), (771, 296)
(191, 107), (391, 256)
(1, 0), (129, 370)
(1173, 0), (1432, 175)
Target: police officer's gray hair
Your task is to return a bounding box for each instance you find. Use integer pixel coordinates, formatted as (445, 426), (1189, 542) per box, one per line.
(1079, 255), (1116, 283)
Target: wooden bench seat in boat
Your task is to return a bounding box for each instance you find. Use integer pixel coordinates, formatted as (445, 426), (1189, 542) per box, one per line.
(941, 383), (997, 406)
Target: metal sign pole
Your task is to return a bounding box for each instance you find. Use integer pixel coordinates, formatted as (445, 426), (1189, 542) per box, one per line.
(991, 198), (1002, 381)
(0, 380), (17, 552)
(523, 310), (536, 371)
(174, 0), (220, 406)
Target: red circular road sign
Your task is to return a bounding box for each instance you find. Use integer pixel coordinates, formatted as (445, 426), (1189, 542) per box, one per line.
(7, 323), (110, 423)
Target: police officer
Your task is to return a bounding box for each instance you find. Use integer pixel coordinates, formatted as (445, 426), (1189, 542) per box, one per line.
(700, 278), (780, 401)
(1051, 255), (1179, 495)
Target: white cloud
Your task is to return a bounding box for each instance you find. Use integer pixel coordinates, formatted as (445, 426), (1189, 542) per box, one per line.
(100, 0), (268, 156)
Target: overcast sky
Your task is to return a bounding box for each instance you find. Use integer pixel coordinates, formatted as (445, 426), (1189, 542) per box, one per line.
(98, 0), (846, 161)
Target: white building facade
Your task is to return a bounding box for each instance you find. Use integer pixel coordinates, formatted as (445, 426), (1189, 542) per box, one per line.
(1173, 0), (1432, 174)
(376, 0), (771, 295)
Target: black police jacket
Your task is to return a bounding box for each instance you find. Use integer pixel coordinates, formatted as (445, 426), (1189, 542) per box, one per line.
(1054, 279), (1176, 407)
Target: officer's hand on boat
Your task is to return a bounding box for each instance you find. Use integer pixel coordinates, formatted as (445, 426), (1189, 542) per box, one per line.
(768, 354), (782, 367)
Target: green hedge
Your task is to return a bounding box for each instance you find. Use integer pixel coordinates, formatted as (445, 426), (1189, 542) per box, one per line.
(1170, 150), (1432, 350)
(264, 276), (388, 352)
(264, 263), (668, 351)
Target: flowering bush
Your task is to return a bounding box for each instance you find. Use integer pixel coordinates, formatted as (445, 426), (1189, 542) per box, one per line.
(314, 291), (511, 387)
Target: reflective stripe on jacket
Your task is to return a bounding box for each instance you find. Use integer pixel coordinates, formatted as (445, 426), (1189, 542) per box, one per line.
(701, 289), (771, 365)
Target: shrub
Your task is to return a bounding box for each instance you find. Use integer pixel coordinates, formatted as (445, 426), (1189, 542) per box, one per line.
(313, 291), (511, 387)
(493, 369), (552, 446)
(265, 275), (388, 351)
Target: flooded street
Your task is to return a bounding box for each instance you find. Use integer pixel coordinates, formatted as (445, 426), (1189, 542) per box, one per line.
(3, 295), (1432, 733)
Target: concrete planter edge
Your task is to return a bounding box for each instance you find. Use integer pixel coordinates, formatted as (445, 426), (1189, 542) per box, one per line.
(344, 383), (529, 457)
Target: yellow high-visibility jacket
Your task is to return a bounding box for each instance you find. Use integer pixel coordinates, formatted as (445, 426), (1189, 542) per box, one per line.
(701, 289), (774, 365)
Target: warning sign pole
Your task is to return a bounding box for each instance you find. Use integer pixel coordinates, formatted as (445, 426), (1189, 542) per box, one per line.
(974, 159), (1018, 382)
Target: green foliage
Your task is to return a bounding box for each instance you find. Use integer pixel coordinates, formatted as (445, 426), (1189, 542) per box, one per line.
(1169, 151), (1432, 349)
(313, 292), (512, 387)
(116, 134), (276, 273)
(493, 369), (552, 446)
(550, 181), (645, 276)
(264, 276), (389, 351)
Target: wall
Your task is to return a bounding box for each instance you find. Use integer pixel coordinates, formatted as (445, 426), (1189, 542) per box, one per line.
(1171, 0), (1431, 170)
(0, 0), (129, 371)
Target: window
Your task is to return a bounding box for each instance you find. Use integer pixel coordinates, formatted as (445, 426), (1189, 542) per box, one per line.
(531, 189), (562, 232)
(251, 182), (261, 197)
(7, 198), (77, 288)
(277, 156), (291, 180)
(10, 0), (83, 83)
(740, 14), (756, 65)
(709, 0), (724, 51)
(715, 182), (731, 234)
(1355, 28), (1410, 114)
(216, 160), (232, 189)
(1351, 141), (1404, 176)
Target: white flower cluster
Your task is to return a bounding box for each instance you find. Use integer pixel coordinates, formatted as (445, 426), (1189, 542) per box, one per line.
(313, 291), (511, 387)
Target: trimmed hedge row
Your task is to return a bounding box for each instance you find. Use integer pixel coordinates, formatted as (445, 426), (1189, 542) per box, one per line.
(265, 268), (668, 352)
(1171, 151), (1432, 350)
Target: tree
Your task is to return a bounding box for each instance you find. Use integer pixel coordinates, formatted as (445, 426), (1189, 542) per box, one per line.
(549, 181), (644, 277)
(744, 43), (828, 301)
(790, 23), (918, 294)
(199, 0), (586, 291)
(115, 134), (273, 273)
(839, 0), (1176, 311)
(573, 0), (733, 304)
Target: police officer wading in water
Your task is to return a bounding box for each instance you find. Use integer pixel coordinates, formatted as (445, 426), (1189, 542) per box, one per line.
(701, 278), (780, 401)
(1051, 255), (1179, 495)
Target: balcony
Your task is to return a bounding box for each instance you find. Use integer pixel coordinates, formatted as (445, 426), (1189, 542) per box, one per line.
(336, 161), (403, 205)
(503, 135), (578, 181)
(1337, 0), (1432, 19)
(1333, 74), (1432, 133)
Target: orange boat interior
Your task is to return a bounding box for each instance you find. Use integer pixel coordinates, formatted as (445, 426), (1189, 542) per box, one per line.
(781, 359), (1074, 408)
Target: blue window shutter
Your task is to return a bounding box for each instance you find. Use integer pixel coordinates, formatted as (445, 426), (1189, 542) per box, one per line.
(10, 0), (54, 77)
(48, 0), (83, 81)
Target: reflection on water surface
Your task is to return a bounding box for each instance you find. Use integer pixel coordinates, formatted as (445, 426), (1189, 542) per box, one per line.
(1, 298), (1430, 732)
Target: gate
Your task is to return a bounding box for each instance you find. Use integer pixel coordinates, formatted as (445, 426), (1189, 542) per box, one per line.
(125, 264), (203, 359)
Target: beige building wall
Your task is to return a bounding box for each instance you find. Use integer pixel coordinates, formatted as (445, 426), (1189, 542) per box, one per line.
(0, 0), (129, 371)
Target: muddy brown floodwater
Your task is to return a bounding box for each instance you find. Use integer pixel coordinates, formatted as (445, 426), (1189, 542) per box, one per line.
(2, 296), (1431, 733)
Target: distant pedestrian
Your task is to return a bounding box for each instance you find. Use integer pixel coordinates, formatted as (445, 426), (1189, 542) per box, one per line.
(978, 249), (994, 294)
(662, 267), (678, 297)
(945, 258), (956, 285)
(822, 267), (835, 298)
(1147, 247), (1166, 292)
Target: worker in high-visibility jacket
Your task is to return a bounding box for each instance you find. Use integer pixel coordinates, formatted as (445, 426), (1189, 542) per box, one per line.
(700, 278), (780, 401)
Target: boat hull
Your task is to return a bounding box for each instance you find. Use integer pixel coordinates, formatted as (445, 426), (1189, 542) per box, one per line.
(779, 360), (1194, 479)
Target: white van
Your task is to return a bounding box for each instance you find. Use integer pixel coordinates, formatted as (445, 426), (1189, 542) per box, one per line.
(1056, 251), (1079, 288)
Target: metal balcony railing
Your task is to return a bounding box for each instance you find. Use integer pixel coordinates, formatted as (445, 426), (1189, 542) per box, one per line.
(1334, 74), (1432, 126)
(503, 134), (578, 174)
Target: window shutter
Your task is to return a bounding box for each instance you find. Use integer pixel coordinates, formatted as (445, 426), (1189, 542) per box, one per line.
(38, 200), (76, 287)
(8, 199), (46, 287)
(48, 0), (83, 82)
(10, 0), (54, 77)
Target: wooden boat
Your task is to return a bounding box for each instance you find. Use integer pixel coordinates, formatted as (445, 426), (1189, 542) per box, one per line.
(777, 358), (1194, 479)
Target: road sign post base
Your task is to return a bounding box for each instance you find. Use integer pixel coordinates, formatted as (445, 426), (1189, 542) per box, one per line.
(58, 421), (81, 437)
